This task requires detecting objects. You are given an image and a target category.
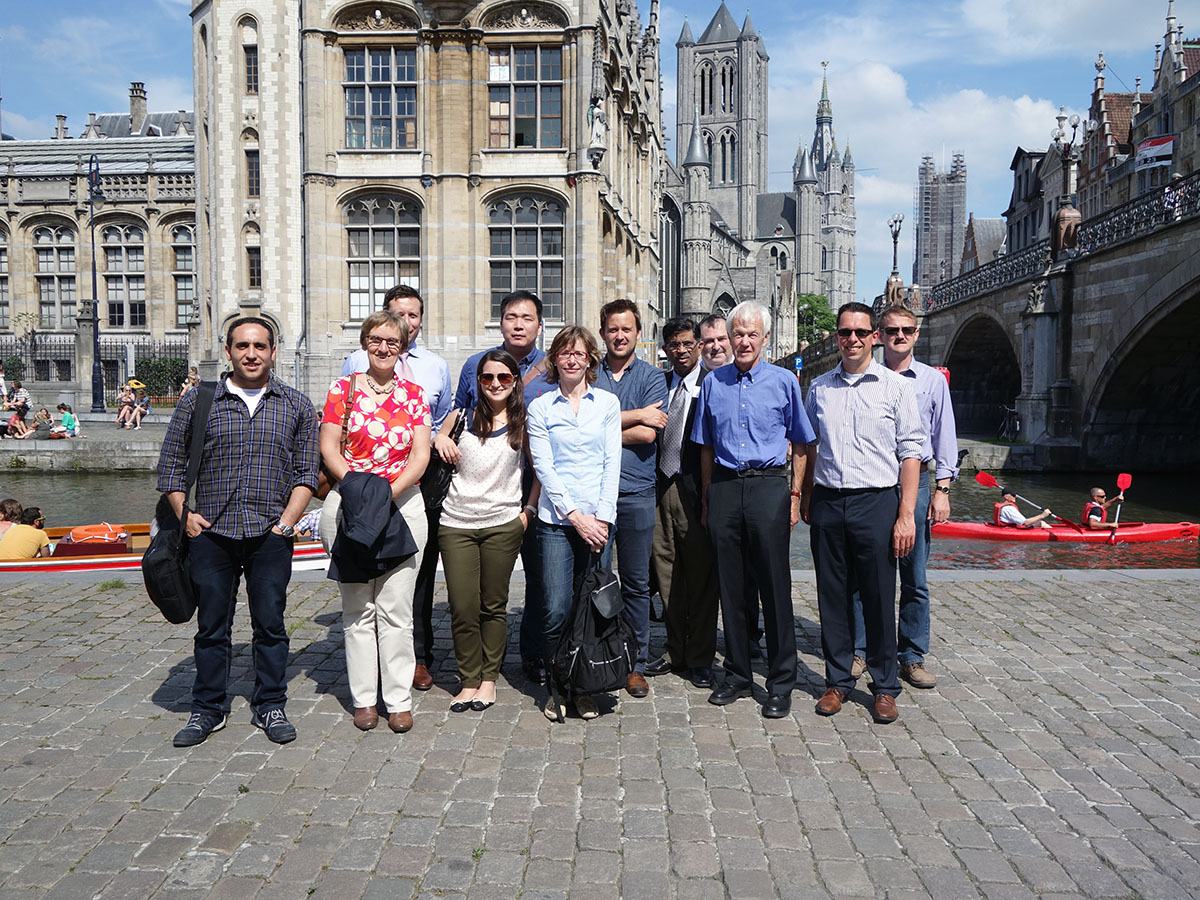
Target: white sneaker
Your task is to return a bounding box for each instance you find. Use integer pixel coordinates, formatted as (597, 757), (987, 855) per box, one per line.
(544, 700), (566, 722)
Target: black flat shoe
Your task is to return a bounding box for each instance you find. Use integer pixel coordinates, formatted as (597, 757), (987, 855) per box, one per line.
(644, 655), (674, 677)
(470, 699), (494, 712)
(708, 683), (752, 706)
(449, 701), (472, 713)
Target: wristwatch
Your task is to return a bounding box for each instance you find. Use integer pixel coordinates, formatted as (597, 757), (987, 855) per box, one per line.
(277, 522), (296, 537)
(935, 485), (950, 495)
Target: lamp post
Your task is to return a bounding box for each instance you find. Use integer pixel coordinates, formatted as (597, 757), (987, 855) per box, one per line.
(1050, 107), (1097, 257)
(885, 214), (904, 305)
(87, 154), (105, 413)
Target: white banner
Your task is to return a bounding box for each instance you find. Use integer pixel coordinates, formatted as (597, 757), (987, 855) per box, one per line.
(1135, 135), (1174, 170)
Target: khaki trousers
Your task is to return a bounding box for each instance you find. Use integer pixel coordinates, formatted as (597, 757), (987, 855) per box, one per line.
(321, 486), (427, 712)
(651, 477), (719, 669)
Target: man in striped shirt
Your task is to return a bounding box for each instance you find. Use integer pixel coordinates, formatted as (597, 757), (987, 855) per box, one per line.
(801, 302), (923, 724)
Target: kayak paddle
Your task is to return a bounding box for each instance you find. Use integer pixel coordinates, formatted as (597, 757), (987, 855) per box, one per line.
(973, 471), (1084, 532)
(1109, 472), (1132, 545)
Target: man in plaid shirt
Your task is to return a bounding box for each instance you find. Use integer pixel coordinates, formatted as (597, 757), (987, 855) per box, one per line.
(158, 317), (320, 747)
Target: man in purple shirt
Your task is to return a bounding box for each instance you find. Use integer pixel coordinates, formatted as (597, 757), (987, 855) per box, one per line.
(849, 305), (958, 690)
(691, 301), (814, 718)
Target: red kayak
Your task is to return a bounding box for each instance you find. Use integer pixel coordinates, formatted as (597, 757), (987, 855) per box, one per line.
(932, 521), (1198, 543)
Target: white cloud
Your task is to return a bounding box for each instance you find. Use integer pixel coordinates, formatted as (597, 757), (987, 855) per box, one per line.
(0, 110), (54, 141)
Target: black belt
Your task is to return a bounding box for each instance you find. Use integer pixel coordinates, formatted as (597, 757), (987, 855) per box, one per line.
(714, 464), (787, 480)
(814, 484), (895, 496)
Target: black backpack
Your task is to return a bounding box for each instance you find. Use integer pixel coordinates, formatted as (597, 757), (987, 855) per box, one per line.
(547, 554), (636, 722)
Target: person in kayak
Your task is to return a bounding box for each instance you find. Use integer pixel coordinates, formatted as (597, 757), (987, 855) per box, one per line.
(995, 490), (1053, 529)
(1082, 487), (1124, 530)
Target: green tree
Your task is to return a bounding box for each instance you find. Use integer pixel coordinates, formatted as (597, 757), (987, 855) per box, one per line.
(796, 293), (835, 344)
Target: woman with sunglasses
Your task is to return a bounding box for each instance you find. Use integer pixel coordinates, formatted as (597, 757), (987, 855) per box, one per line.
(526, 326), (621, 720)
(436, 350), (540, 713)
(320, 310), (431, 734)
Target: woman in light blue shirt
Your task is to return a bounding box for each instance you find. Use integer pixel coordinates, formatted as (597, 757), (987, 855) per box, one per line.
(526, 325), (621, 721)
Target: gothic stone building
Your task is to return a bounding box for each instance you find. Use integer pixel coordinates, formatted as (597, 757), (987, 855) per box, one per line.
(660, 2), (855, 358)
(191, 0), (664, 389)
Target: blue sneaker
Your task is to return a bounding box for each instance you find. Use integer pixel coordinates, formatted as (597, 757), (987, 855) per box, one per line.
(173, 712), (227, 747)
(251, 707), (297, 744)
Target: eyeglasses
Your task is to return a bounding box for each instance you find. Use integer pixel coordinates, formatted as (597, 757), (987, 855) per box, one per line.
(883, 326), (918, 336)
(665, 340), (696, 351)
(836, 328), (875, 339)
(478, 372), (515, 386)
(556, 350), (589, 361)
(366, 335), (402, 351)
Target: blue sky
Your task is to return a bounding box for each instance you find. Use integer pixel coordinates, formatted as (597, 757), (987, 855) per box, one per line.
(0, 0), (1182, 300)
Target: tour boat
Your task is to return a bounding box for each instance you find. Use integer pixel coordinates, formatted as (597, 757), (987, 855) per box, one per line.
(931, 520), (1198, 544)
(0, 523), (329, 574)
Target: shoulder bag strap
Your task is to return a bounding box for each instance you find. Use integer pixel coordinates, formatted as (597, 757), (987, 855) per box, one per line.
(340, 372), (356, 458)
(179, 380), (217, 538)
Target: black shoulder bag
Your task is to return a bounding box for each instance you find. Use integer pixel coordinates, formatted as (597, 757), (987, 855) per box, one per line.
(143, 381), (217, 624)
(420, 409), (467, 512)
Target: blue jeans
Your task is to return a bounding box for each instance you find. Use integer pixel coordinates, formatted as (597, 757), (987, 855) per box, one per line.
(539, 522), (611, 665)
(852, 476), (931, 664)
(600, 486), (656, 672)
(188, 530), (293, 715)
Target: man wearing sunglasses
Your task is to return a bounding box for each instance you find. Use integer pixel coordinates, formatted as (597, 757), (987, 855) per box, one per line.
(802, 302), (923, 724)
(0, 507), (51, 559)
(846, 305), (958, 691)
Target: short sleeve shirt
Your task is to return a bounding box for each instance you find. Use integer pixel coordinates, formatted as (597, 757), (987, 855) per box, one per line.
(998, 504), (1025, 527)
(323, 375), (431, 482)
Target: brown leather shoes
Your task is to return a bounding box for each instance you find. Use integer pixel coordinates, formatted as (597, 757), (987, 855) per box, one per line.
(626, 672), (650, 698)
(872, 693), (899, 724)
(352, 706), (378, 731)
(815, 688), (845, 716)
(412, 665), (433, 691)
(388, 711), (413, 733)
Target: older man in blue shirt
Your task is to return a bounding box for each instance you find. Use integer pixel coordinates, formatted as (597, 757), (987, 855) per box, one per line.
(692, 301), (814, 718)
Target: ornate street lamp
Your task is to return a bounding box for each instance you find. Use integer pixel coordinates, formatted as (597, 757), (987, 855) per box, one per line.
(885, 214), (904, 305)
(1050, 108), (1097, 257)
(87, 154), (105, 413)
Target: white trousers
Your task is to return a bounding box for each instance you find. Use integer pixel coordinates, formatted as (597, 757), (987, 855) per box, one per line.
(321, 485), (427, 712)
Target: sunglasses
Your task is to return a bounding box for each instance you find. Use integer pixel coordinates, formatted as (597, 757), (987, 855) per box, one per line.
(478, 372), (515, 386)
(836, 328), (874, 339)
(883, 326), (918, 336)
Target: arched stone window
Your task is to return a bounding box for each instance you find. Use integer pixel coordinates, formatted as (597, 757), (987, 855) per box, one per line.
(33, 225), (77, 328)
(0, 230), (8, 329)
(487, 193), (564, 321)
(344, 195), (421, 319)
(698, 64), (714, 116)
(720, 61), (736, 114)
(102, 224), (146, 328)
(241, 17), (259, 95)
(172, 224), (196, 327)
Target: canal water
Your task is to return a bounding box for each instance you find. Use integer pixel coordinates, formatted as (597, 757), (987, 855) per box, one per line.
(2, 470), (1197, 569)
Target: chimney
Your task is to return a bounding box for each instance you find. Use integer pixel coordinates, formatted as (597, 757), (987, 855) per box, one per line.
(130, 82), (147, 134)
(55, 114), (68, 140)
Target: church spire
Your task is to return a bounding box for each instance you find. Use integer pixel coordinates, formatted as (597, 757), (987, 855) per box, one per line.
(811, 62), (838, 171)
(817, 64), (833, 121)
(677, 17), (694, 46)
(683, 103), (710, 167)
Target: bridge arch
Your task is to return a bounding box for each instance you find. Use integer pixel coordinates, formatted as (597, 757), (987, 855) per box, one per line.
(943, 312), (1021, 435)
(1082, 281), (1200, 471)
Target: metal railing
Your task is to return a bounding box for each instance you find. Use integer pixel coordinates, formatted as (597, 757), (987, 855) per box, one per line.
(925, 169), (1200, 313)
(0, 333), (76, 383)
(99, 337), (189, 407)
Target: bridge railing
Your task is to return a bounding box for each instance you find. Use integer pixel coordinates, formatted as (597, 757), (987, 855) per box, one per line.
(924, 169), (1200, 313)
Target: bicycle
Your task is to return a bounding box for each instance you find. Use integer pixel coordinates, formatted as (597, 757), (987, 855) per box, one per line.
(997, 404), (1020, 443)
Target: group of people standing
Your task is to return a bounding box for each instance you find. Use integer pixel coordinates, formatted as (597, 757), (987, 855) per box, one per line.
(157, 286), (959, 748)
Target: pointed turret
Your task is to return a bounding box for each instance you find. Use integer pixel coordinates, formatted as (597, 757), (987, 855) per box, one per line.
(683, 109), (710, 168)
(677, 18), (694, 47)
(842, 143), (854, 169)
(817, 69), (833, 121)
(793, 145), (816, 185)
(698, 2), (740, 44)
(811, 63), (838, 171)
(740, 13), (756, 39)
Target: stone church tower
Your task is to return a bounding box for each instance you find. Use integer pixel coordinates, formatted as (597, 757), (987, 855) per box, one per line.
(662, 3), (856, 355)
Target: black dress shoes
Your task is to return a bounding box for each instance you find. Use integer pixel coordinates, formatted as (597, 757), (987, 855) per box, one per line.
(644, 655), (674, 677)
(688, 667), (713, 689)
(708, 682), (752, 706)
(761, 693), (792, 718)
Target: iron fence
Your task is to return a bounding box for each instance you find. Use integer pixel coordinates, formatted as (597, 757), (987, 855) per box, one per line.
(0, 333), (76, 384)
(99, 337), (190, 407)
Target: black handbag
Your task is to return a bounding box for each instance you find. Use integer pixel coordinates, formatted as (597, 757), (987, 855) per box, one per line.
(143, 381), (216, 624)
(420, 409), (467, 512)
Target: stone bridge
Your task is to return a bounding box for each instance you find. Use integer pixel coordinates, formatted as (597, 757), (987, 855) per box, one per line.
(919, 173), (1200, 472)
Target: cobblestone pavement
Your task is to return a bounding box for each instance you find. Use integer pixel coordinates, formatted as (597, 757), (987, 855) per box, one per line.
(2, 570), (1199, 899)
